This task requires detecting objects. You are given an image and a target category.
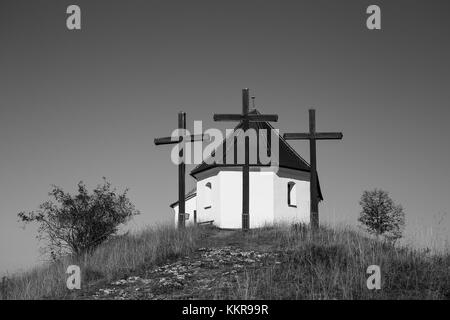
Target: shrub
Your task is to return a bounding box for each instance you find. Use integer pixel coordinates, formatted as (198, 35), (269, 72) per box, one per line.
(18, 178), (140, 258)
(358, 189), (405, 242)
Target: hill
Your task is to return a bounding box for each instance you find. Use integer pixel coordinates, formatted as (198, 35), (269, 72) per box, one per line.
(1, 224), (449, 299)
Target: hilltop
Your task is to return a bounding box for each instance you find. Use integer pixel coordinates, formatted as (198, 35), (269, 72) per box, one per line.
(2, 224), (449, 300)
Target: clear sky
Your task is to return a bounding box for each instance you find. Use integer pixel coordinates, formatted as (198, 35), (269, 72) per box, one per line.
(1, 0), (450, 275)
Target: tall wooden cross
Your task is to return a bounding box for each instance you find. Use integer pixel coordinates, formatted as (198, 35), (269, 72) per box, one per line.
(283, 109), (342, 231)
(154, 112), (208, 228)
(214, 88), (278, 230)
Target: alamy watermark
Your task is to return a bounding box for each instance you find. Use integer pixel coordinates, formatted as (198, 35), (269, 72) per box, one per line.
(169, 121), (280, 168)
(366, 265), (381, 290)
(65, 5), (380, 31)
(66, 265), (81, 290)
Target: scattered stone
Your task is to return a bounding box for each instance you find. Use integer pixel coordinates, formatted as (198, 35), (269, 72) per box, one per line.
(92, 245), (281, 300)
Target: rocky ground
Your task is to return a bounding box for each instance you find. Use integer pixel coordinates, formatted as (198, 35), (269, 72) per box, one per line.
(80, 230), (282, 300)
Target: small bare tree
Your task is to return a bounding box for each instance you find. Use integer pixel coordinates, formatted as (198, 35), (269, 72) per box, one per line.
(18, 178), (140, 258)
(358, 189), (405, 242)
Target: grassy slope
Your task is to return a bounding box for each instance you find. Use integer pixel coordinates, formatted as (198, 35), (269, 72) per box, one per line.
(1, 225), (203, 299)
(221, 224), (450, 299)
(1, 224), (449, 300)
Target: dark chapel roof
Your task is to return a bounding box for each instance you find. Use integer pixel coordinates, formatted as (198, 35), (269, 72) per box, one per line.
(188, 109), (323, 201)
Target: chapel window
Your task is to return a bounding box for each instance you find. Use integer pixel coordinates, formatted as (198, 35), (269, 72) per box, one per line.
(288, 181), (297, 207)
(205, 182), (212, 209)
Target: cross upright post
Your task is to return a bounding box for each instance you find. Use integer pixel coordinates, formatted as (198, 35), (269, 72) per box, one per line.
(155, 111), (209, 229)
(283, 109), (342, 232)
(178, 112), (186, 229)
(309, 110), (318, 230)
(214, 88), (278, 230)
(242, 89), (250, 230)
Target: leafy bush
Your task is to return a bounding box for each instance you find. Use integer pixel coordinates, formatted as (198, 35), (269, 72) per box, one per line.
(18, 178), (140, 258)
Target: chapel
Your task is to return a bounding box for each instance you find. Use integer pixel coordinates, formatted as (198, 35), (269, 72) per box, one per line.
(170, 109), (322, 229)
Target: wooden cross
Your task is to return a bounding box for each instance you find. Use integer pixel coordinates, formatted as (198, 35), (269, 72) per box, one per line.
(214, 88), (278, 230)
(154, 112), (208, 228)
(283, 109), (342, 231)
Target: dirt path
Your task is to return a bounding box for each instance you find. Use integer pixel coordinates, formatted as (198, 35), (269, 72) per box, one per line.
(80, 228), (282, 300)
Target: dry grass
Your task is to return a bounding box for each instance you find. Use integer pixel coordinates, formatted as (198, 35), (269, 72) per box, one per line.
(0, 225), (202, 299)
(2, 223), (449, 300)
(219, 223), (450, 299)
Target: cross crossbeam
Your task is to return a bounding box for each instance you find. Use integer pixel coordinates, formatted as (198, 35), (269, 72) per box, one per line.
(214, 114), (278, 122)
(283, 109), (342, 232)
(213, 88), (278, 230)
(284, 132), (343, 140)
(154, 134), (209, 146)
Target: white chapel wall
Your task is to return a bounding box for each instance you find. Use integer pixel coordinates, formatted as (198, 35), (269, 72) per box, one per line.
(273, 171), (310, 224)
(188, 167), (312, 229)
(218, 170), (275, 229)
(249, 171), (275, 228)
(196, 173), (221, 226)
(172, 196), (197, 226)
(218, 171), (242, 228)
